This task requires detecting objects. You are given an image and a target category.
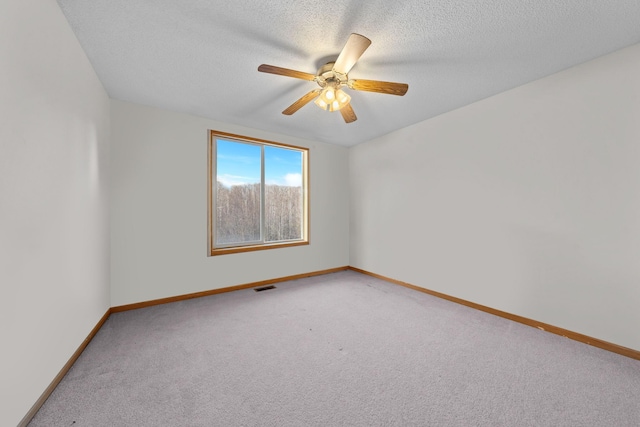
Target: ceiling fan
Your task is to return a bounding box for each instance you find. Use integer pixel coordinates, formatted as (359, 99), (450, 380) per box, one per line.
(258, 33), (408, 123)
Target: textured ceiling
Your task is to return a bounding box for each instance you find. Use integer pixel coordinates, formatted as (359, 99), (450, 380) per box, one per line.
(57, 0), (640, 147)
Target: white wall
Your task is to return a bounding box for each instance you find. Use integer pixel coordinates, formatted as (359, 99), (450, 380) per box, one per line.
(0, 0), (111, 425)
(350, 43), (640, 351)
(110, 100), (349, 306)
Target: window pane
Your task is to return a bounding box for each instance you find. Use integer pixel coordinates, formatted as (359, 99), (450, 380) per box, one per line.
(215, 140), (261, 245)
(264, 145), (303, 242)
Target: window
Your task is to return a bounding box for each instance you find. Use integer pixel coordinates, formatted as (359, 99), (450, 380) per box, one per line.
(208, 130), (309, 255)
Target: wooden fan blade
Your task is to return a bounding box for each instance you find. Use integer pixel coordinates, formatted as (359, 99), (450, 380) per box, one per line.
(333, 33), (371, 75)
(340, 103), (357, 123)
(282, 89), (321, 115)
(258, 64), (316, 81)
(350, 79), (408, 96)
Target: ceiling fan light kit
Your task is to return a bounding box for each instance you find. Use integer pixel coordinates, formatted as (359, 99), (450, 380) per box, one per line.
(258, 33), (408, 123)
(314, 87), (351, 112)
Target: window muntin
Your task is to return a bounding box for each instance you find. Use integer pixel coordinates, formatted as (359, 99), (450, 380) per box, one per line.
(208, 130), (308, 255)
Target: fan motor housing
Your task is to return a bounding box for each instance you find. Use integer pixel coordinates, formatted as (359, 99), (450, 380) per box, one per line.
(316, 62), (347, 88)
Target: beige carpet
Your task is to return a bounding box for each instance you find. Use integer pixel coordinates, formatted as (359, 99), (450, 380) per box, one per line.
(29, 271), (640, 426)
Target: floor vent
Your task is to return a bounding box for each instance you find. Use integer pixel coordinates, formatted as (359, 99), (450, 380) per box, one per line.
(254, 285), (276, 292)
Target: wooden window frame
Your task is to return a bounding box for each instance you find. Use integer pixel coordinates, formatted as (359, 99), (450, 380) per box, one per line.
(208, 130), (309, 256)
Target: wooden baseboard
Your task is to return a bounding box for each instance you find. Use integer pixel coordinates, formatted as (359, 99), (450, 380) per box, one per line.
(349, 266), (640, 361)
(111, 266), (350, 313)
(21, 264), (639, 425)
(18, 308), (112, 427)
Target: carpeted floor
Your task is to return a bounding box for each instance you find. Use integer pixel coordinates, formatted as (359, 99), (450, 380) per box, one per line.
(29, 271), (640, 426)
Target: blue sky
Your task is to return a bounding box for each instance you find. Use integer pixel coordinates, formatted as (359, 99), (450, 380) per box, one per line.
(216, 139), (302, 187)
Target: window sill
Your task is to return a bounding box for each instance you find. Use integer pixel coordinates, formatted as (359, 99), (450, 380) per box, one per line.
(209, 240), (309, 256)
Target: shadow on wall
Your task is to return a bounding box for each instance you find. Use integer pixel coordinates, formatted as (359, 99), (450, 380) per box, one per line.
(509, 224), (637, 345)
